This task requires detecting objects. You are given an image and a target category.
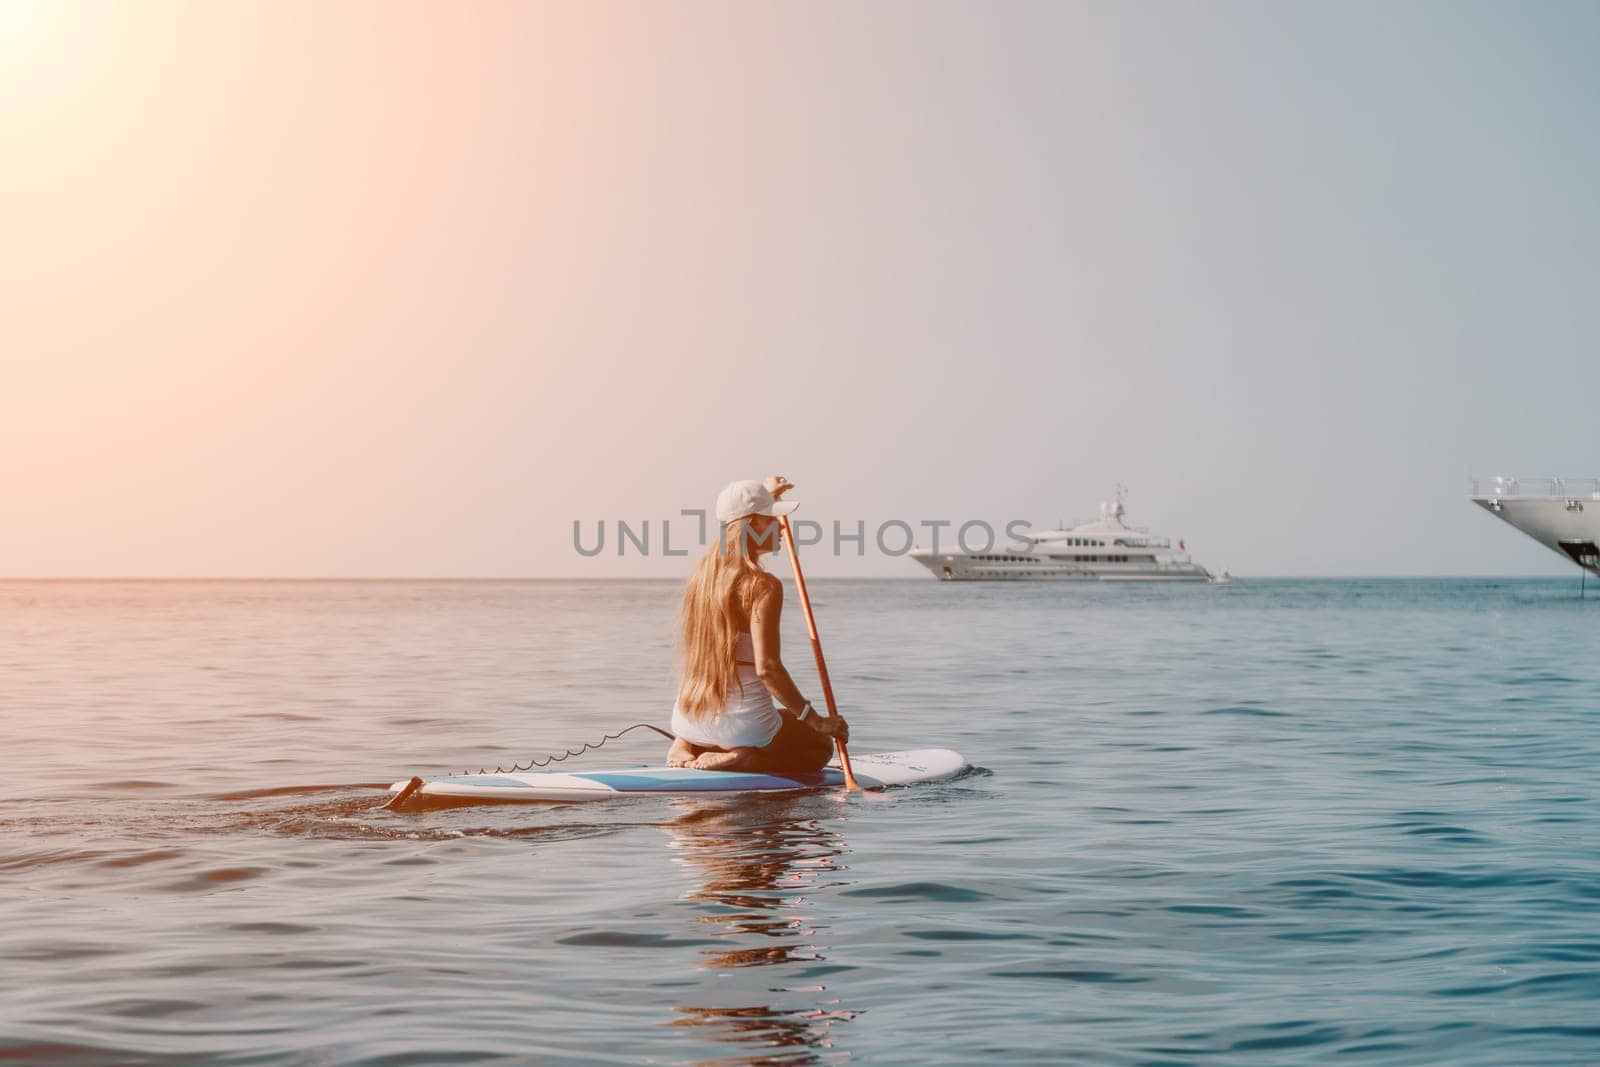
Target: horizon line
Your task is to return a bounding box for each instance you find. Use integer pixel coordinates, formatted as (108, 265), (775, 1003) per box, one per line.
(0, 574), (1580, 582)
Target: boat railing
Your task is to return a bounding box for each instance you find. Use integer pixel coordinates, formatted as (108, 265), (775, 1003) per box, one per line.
(1472, 476), (1600, 500)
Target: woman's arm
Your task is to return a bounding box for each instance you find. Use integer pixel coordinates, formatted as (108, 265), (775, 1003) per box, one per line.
(750, 574), (849, 742)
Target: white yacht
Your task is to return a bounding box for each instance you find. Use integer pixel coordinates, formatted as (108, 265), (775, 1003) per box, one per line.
(1470, 475), (1600, 575)
(911, 487), (1216, 582)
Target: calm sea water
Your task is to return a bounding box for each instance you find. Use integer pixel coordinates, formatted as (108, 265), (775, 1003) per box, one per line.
(3, 578), (1598, 1065)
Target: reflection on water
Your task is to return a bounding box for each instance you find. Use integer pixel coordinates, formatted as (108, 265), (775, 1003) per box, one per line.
(661, 795), (857, 1065)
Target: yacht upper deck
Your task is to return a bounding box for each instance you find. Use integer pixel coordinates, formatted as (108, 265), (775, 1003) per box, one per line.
(1022, 489), (1176, 552)
(1472, 475), (1600, 501)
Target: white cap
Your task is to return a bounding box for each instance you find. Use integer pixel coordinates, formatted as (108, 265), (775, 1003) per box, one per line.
(715, 479), (799, 523)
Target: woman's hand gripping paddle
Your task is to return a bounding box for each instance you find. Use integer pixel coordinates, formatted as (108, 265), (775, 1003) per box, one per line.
(777, 513), (861, 792)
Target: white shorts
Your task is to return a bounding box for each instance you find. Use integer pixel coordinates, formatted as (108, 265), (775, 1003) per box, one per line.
(670, 669), (783, 749)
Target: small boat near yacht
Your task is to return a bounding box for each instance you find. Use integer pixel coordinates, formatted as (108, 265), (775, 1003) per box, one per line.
(910, 487), (1217, 582)
(1470, 475), (1600, 575)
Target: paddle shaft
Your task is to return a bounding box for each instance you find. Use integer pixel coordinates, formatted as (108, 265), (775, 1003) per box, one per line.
(778, 515), (860, 790)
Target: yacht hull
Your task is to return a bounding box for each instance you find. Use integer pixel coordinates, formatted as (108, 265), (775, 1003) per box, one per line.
(1470, 495), (1600, 575)
(909, 553), (1212, 582)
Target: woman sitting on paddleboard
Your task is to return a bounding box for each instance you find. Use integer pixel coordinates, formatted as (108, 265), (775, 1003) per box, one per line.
(667, 476), (849, 772)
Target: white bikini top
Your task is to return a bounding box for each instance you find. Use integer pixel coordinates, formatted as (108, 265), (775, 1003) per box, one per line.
(732, 631), (757, 666)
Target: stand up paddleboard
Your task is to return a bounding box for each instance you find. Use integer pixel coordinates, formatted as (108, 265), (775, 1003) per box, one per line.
(387, 748), (967, 805)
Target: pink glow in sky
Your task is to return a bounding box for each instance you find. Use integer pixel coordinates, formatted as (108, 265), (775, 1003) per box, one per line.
(4, 2), (1597, 576)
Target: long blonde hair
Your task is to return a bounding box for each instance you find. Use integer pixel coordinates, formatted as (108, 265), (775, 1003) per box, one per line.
(677, 516), (771, 719)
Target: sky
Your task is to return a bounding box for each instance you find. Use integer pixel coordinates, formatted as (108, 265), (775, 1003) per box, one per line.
(3, 0), (1598, 577)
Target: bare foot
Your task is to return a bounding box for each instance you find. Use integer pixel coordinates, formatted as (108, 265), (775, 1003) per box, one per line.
(690, 747), (759, 772)
(667, 738), (699, 768)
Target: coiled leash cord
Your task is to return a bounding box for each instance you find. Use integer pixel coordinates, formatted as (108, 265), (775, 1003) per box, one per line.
(458, 722), (676, 776)
(385, 722), (677, 811)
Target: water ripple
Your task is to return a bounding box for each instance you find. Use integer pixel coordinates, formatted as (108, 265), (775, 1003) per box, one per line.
(5, 578), (1600, 1065)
